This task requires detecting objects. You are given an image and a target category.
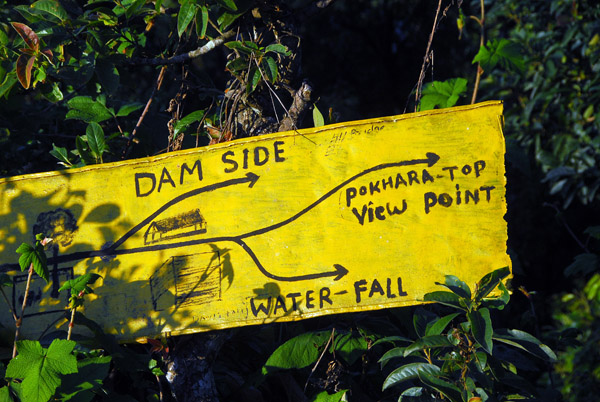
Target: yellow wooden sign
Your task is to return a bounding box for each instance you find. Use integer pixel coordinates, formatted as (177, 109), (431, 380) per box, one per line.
(0, 101), (510, 341)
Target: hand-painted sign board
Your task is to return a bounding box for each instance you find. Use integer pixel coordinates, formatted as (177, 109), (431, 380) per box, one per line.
(0, 101), (510, 341)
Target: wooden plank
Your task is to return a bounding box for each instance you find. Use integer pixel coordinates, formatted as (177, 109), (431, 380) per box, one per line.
(0, 101), (510, 341)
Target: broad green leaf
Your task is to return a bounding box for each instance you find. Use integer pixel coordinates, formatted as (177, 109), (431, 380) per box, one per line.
(6, 339), (77, 402)
(225, 41), (255, 54)
(413, 307), (438, 337)
(467, 308), (493, 354)
(263, 56), (278, 82)
(564, 253), (599, 277)
(76, 135), (95, 165)
(55, 355), (111, 401)
(217, 11), (243, 30)
(309, 389), (347, 402)
(474, 267), (510, 302)
(265, 43), (291, 56)
(418, 371), (462, 402)
(248, 68), (261, 93)
(382, 363), (440, 390)
(493, 328), (557, 362)
(442, 275), (471, 299)
(217, 0), (238, 12)
(177, 1), (196, 38)
(313, 105), (325, 127)
(50, 144), (73, 167)
(174, 110), (205, 136)
(66, 96), (114, 123)
(125, 0), (146, 19)
(262, 331), (329, 375)
(16, 241), (48, 282)
(403, 335), (452, 357)
(59, 273), (102, 296)
(419, 78), (467, 111)
(482, 281), (510, 310)
(426, 313), (460, 336)
(332, 332), (367, 365)
(226, 57), (249, 72)
(0, 73), (18, 98)
(86, 122), (106, 160)
(372, 335), (412, 347)
(472, 39), (525, 72)
(116, 103), (143, 117)
(423, 291), (464, 310)
(32, 0), (68, 22)
(196, 5), (209, 39)
(378, 347), (406, 366)
(0, 386), (13, 401)
(42, 82), (63, 103)
(400, 387), (426, 400)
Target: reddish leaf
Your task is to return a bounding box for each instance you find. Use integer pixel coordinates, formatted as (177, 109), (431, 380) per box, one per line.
(11, 22), (39, 52)
(16, 54), (35, 89)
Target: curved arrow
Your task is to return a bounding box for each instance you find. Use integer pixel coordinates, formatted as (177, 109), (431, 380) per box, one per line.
(235, 239), (349, 282)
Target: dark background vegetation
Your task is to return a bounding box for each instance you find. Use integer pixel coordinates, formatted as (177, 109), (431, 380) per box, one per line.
(0, 0), (599, 400)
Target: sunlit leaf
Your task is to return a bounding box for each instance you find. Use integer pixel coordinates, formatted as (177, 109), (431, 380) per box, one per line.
(116, 103), (143, 117)
(493, 329), (557, 362)
(313, 105), (325, 127)
(174, 110), (205, 136)
(418, 371), (462, 402)
(310, 390), (347, 402)
(50, 144), (73, 167)
(423, 291), (464, 310)
(474, 267), (510, 302)
(426, 313), (460, 336)
(196, 5), (209, 39)
(66, 96), (114, 123)
(177, 0), (197, 38)
(262, 331), (329, 375)
(16, 55), (36, 89)
(59, 273), (102, 297)
(419, 78), (467, 111)
(86, 122), (107, 160)
(263, 56), (278, 82)
(382, 363), (440, 390)
(265, 43), (291, 56)
(16, 240), (48, 282)
(10, 22), (39, 51)
(217, 0), (238, 12)
(442, 275), (471, 299)
(472, 39), (525, 72)
(32, 0), (68, 22)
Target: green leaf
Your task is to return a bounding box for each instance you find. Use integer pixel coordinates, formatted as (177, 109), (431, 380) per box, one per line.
(332, 332), (367, 365)
(474, 267), (510, 302)
(0, 73), (18, 98)
(418, 371), (462, 402)
(313, 105), (325, 127)
(6, 339), (77, 402)
(265, 43), (291, 56)
(16, 241), (48, 282)
(564, 253), (599, 277)
(584, 226), (600, 240)
(174, 110), (205, 136)
(423, 291), (464, 310)
(196, 5), (209, 39)
(225, 41), (255, 54)
(493, 329), (557, 362)
(472, 39), (525, 72)
(76, 135), (95, 165)
(442, 275), (471, 299)
(116, 103), (143, 117)
(482, 280), (510, 310)
(309, 389), (347, 402)
(263, 56), (278, 83)
(403, 335), (453, 357)
(177, 1), (197, 38)
(217, 11), (243, 30)
(86, 122), (107, 161)
(262, 331), (329, 375)
(50, 144), (73, 167)
(372, 335), (412, 347)
(226, 57), (249, 72)
(419, 78), (468, 111)
(66, 96), (114, 123)
(382, 363), (441, 390)
(41, 82), (63, 103)
(216, 0), (238, 12)
(55, 356), (111, 401)
(378, 347), (406, 366)
(248, 68), (261, 93)
(426, 313), (460, 336)
(58, 273), (102, 297)
(467, 308), (493, 354)
(31, 0), (69, 22)
(125, 0), (146, 19)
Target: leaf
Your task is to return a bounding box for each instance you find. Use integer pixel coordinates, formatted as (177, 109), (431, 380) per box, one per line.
(564, 253), (599, 277)
(196, 5), (209, 39)
(6, 339), (77, 402)
(426, 313), (460, 336)
(332, 332), (367, 365)
(265, 43), (291, 56)
(31, 0), (69, 22)
(309, 389), (347, 402)
(10, 22), (39, 51)
(248, 67), (261, 93)
(58, 273), (102, 297)
(225, 41), (255, 54)
(16, 54), (35, 90)
(493, 329), (557, 362)
(263, 56), (278, 82)
(262, 331), (330, 375)
(382, 363), (441, 390)
(16, 241), (48, 282)
(372, 335), (412, 347)
(217, 11), (243, 30)
(0, 73), (18, 98)
(125, 0), (146, 19)
(76, 136), (95, 165)
(86, 122), (107, 161)
(442, 275), (471, 299)
(50, 144), (73, 167)
(378, 347), (406, 366)
(467, 308), (493, 354)
(177, 1), (197, 38)
(403, 335), (453, 357)
(116, 103), (143, 117)
(174, 110), (205, 136)
(66, 96), (114, 123)
(418, 371), (462, 402)
(482, 281), (510, 310)
(472, 39), (525, 72)
(419, 78), (468, 111)
(423, 291), (464, 310)
(313, 105), (325, 127)
(55, 356), (111, 401)
(226, 57), (248, 72)
(584, 226), (600, 240)
(42, 82), (63, 103)
(217, 0), (238, 12)
(474, 267), (510, 302)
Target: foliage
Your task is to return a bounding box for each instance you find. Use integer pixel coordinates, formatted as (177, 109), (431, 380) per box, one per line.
(15, 233), (49, 282)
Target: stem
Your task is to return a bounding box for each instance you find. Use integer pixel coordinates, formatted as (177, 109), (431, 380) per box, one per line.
(470, 0), (485, 104)
(67, 306), (76, 341)
(414, 0), (443, 111)
(304, 328), (335, 392)
(0, 286), (17, 321)
(13, 264), (34, 358)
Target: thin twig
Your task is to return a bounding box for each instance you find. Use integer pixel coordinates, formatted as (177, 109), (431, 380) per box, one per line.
(304, 328), (335, 392)
(470, 0), (485, 104)
(130, 30), (235, 65)
(67, 306), (76, 341)
(122, 65), (167, 158)
(13, 264), (34, 358)
(0, 287), (17, 322)
(414, 0), (444, 111)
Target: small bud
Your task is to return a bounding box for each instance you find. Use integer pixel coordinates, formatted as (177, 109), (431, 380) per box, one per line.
(41, 237), (53, 247)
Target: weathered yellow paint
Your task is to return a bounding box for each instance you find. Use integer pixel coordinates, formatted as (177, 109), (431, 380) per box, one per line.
(0, 101), (510, 341)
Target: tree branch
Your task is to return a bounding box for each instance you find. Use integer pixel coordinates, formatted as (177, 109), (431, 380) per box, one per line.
(131, 30), (235, 66)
